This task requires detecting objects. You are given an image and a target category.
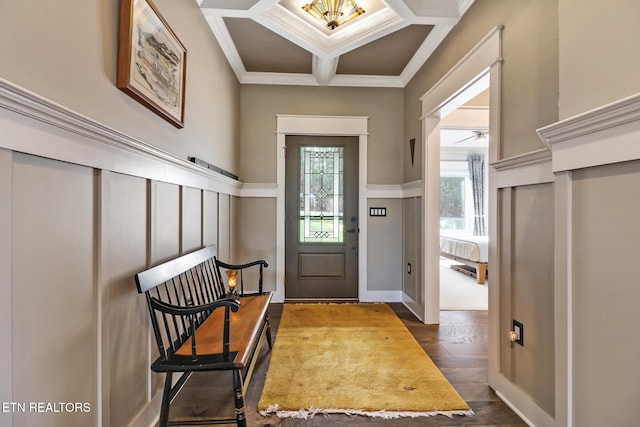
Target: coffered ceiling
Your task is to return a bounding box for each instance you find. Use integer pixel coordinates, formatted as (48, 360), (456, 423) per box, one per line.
(195, 0), (475, 87)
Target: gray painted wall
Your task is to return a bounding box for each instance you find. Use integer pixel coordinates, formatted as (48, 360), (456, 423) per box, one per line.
(367, 199), (403, 291)
(2, 0), (639, 425)
(555, 1), (640, 424)
(237, 198), (278, 293)
(0, 1), (241, 426)
(403, 197), (422, 303)
(559, 0), (640, 119)
(0, 0), (240, 174)
(237, 85), (406, 295)
(239, 85), (404, 184)
(404, 0), (559, 168)
(403, 0), (560, 418)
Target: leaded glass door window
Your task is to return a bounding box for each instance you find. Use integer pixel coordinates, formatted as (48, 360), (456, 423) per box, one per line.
(300, 146), (344, 243)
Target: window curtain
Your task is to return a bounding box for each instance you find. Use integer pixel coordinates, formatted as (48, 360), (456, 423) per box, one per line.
(468, 154), (486, 236)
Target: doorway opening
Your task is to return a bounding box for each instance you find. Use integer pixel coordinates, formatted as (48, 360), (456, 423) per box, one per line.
(439, 85), (490, 311)
(420, 26), (501, 325)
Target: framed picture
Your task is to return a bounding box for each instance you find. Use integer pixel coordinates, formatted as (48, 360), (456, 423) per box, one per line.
(117, 0), (187, 128)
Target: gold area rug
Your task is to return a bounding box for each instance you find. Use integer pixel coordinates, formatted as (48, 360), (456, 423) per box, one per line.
(258, 303), (474, 419)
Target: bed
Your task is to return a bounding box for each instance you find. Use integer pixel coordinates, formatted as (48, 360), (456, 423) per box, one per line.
(439, 233), (488, 284)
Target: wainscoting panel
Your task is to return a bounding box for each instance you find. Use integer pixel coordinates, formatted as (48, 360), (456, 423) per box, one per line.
(492, 152), (557, 427)
(237, 197), (277, 293)
(203, 190), (220, 248)
(571, 161), (640, 427)
(368, 198), (403, 292)
(103, 171), (149, 427)
(12, 153), (97, 427)
(0, 82), (244, 426)
(218, 194), (231, 262)
(499, 183), (556, 416)
(181, 186), (203, 254)
(402, 196), (423, 316)
(151, 181), (181, 266)
(538, 91), (640, 427)
(0, 149), (12, 426)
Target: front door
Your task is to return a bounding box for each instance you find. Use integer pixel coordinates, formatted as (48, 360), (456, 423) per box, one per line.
(285, 135), (359, 300)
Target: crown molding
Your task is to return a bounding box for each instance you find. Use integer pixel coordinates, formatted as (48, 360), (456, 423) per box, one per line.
(202, 14), (248, 82)
(240, 71), (319, 86)
(328, 74), (405, 88)
(400, 24), (454, 86)
(198, 0), (473, 87)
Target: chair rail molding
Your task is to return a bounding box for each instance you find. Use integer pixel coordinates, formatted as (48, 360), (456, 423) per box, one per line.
(492, 148), (553, 189)
(537, 92), (640, 172)
(0, 78), (241, 196)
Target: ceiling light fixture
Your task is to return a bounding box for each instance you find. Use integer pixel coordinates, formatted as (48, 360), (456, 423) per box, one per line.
(474, 131), (487, 143)
(302, 0), (366, 30)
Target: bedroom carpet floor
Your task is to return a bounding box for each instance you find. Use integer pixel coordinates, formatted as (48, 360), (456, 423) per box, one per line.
(440, 258), (489, 311)
(168, 303), (526, 427)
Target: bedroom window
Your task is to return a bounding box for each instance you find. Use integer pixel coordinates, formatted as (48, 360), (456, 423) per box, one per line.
(440, 176), (466, 231)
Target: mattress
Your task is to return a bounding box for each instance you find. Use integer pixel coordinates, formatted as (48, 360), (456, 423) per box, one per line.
(440, 233), (488, 263)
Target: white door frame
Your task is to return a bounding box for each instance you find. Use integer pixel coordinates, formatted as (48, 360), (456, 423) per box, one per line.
(420, 26), (503, 325)
(274, 115), (369, 303)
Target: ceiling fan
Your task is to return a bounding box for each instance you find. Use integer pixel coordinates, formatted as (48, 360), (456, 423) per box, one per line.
(454, 130), (488, 144)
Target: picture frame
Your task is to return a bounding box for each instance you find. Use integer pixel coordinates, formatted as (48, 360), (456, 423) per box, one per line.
(117, 0), (187, 128)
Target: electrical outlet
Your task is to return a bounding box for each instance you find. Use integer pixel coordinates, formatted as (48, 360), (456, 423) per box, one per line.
(512, 320), (524, 346)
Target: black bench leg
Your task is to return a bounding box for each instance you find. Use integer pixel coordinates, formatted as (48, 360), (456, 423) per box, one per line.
(265, 315), (273, 349)
(232, 369), (247, 427)
(159, 372), (173, 427)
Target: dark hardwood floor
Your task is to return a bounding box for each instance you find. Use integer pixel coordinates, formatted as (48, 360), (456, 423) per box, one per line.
(169, 303), (527, 427)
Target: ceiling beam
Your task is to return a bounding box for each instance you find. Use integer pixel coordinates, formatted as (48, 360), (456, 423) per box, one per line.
(312, 56), (339, 85)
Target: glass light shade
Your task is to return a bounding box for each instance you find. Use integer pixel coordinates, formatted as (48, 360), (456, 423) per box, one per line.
(226, 270), (238, 293)
(302, 0), (365, 30)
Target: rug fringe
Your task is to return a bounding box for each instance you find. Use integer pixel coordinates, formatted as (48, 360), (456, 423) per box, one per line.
(259, 404), (474, 419)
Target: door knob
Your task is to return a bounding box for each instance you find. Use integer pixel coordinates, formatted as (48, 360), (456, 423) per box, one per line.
(346, 228), (359, 233)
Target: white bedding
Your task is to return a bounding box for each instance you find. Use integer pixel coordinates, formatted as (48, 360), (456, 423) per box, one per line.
(440, 233), (488, 263)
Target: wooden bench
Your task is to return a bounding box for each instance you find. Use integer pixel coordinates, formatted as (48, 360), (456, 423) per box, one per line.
(134, 245), (272, 427)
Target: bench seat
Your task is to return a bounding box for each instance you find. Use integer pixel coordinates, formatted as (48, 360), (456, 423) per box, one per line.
(174, 293), (272, 368)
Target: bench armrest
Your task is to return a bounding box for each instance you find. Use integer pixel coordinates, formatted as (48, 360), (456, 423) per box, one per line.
(149, 296), (240, 316)
(149, 296), (240, 363)
(216, 259), (268, 270)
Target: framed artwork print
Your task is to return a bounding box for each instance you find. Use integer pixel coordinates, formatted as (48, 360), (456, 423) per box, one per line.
(117, 0), (187, 128)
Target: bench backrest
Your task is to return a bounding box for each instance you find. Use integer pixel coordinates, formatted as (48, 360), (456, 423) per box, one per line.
(135, 245), (227, 362)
